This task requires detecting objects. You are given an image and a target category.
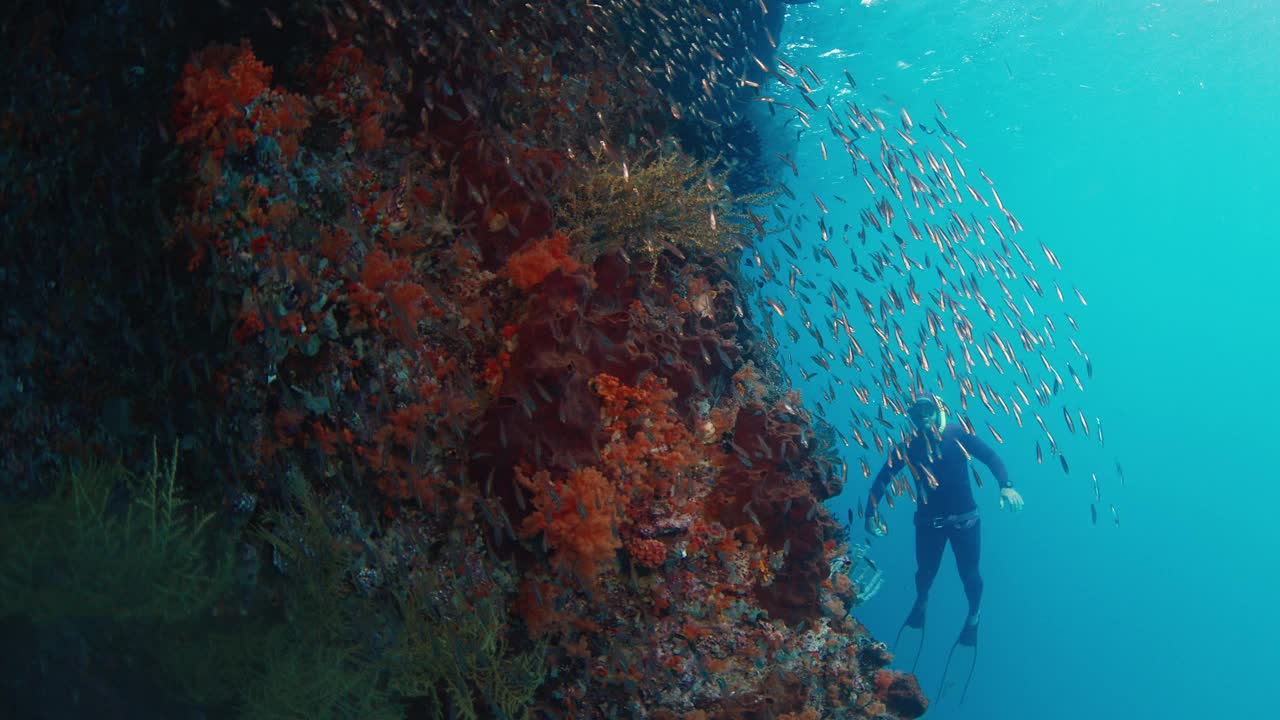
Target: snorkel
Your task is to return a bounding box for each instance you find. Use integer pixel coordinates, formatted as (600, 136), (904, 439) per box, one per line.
(909, 394), (949, 467)
(909, 394), (947, 434)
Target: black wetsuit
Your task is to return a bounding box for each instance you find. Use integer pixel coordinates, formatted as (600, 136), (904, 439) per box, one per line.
(865, 424), (1010, 617)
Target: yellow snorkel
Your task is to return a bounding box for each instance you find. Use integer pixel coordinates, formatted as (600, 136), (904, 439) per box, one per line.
(908, 393), (947, 433)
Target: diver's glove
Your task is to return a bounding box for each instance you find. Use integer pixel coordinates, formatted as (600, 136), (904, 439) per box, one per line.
(998, 487), (1025, 512)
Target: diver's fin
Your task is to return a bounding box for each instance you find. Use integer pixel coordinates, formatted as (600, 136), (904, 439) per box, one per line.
(892, 621), (926, 674)
(959, 642), (978, 704)
(936, 619), (979, 706)
(892, 600), (928, 673)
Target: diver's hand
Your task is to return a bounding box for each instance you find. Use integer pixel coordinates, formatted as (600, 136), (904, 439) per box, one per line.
(999, 487), (1025, 512)
(865, 514), (886, 537)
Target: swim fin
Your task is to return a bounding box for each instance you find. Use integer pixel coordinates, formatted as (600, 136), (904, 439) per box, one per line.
(892, 599), (927, 673)
(936, 614), (979, 705)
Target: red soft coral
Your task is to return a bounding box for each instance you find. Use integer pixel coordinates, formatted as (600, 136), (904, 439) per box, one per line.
(501, 231), (582, 290)
(516, 465), (623, 587)
(172, 42), (271, 151)
(360, 247), (411, 291)
(312, 44), (393, 152)
(387, 281), (428, 332)
(874, 669), (896, 697)
(171, 41), (310, 164)
(591, 373), (699, 495)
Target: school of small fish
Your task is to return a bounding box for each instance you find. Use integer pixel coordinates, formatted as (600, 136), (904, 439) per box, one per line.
(737, 51), (1124, 526)
(241, 0), (1124, 525)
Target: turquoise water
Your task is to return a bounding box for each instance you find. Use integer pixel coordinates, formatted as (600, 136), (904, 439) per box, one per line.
(763, 1), (1278, 715)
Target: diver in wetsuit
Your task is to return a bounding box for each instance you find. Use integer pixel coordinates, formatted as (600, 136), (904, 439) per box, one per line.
(863, 392), (1024, 701)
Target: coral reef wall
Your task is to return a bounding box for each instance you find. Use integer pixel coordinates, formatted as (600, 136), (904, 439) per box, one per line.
(0, 1), (925, 718)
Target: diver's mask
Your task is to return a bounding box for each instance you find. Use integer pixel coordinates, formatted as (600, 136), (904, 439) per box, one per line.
(908, 394), (948, 435)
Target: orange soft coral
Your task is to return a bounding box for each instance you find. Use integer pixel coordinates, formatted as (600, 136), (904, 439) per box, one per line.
(591, 373), (699, 495)
(311, 44), (393, 152)
(172, 42), (271, 151)
(360, 247), (411, 291)
(516, 465), (623, 586)
(373, 402), (431, 448)
(172, 42), (310, 164)
(501, 231), (582, 290)
(874, 669), (896, 697)
(386, 280), (428, 329)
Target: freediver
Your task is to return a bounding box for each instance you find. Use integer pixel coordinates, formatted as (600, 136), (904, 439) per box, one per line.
(863, 392), (1025, 703)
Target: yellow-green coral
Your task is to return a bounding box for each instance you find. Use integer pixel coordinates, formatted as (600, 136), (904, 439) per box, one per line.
(157, 471), (401, 719)
(0, 444), (547, 720)
(0, 439), (232, 623)
(252, 465), (359, 637)
(558, 147), (769, 276)
(387, 549), (548, 720)
(234, 622), (398, 720)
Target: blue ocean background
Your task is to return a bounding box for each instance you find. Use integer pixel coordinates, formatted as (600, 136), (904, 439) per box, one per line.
(758, 1), (1278, 716)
